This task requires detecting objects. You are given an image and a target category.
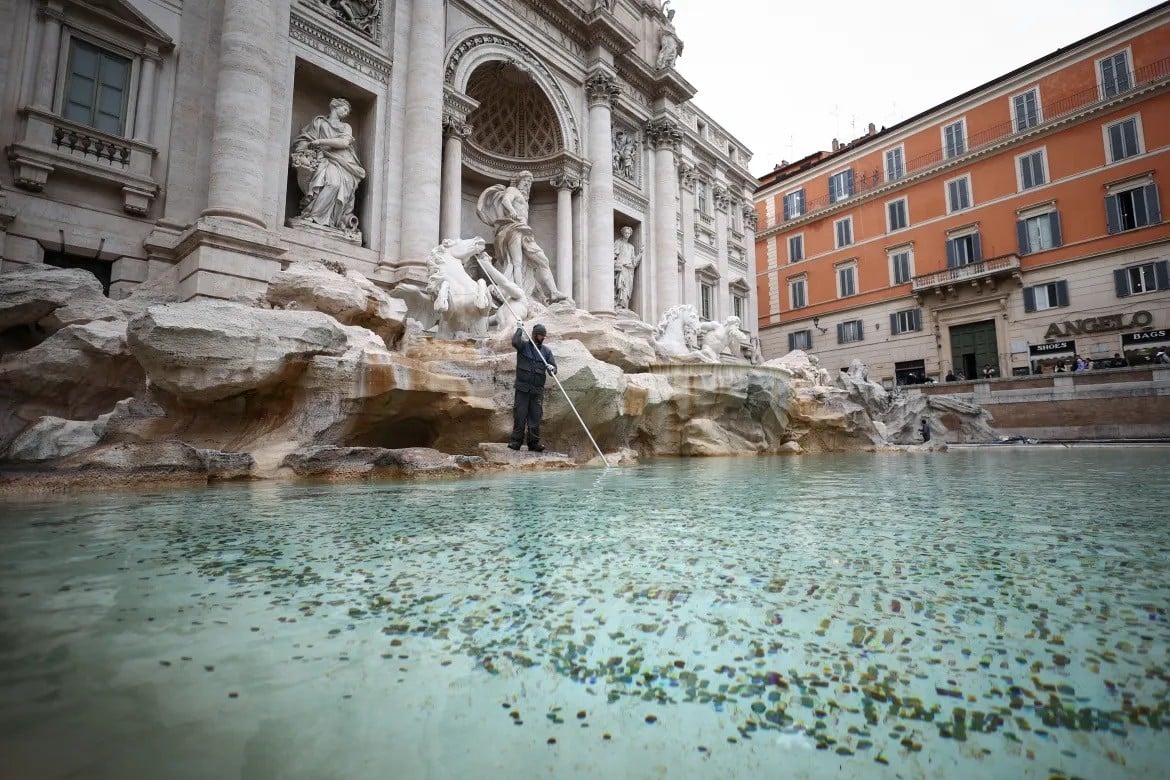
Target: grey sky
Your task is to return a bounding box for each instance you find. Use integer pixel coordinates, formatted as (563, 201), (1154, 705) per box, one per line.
(669, 0), (1160, 177)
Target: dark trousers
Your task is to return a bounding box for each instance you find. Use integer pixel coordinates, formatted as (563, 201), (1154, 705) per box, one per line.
(510, 389), (543, 447)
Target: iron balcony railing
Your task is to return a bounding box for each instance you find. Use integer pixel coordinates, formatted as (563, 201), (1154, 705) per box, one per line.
(912, 254), (1020, 292)
(769, 57), (1170, 229)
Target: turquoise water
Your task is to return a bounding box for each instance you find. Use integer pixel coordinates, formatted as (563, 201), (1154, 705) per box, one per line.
(0, 450), (1168, 779)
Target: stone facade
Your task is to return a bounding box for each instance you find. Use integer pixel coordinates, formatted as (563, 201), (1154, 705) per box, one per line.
(0, 0), (758, 338)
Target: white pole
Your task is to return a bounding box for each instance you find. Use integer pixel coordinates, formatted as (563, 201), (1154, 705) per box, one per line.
(474, 254), (611, 468)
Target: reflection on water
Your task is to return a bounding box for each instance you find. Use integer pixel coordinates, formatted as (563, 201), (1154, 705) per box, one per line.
(0, 450), (1167, 779)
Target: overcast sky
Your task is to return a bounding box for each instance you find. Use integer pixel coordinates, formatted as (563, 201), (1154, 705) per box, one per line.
(668, 0), (1160, 177)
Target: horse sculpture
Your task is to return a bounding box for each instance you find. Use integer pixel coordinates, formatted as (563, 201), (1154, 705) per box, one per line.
(653, 304), (713, 362)
(426, 237), (493, 338)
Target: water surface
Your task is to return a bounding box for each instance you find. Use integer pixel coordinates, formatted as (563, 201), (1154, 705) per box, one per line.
(1, 450), (1167, 779)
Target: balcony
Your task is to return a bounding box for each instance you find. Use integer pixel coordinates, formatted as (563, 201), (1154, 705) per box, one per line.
(912, 254), (1021, 296)
(761, 56), (1170, 233)
(8, 107), (160, 215)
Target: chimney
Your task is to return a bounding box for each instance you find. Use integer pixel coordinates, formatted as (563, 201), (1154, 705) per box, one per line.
(831, 138), (840, 152)
(868, 122), (876, 135)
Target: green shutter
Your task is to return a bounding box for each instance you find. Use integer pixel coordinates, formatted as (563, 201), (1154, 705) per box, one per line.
(1105, 195), (1122, 234)
(1023, 286), (1036, 312)
(1055, 280), (1070, 307)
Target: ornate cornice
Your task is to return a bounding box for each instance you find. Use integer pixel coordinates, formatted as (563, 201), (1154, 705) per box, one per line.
(442, 85), (480, 124)
(584, 71), (621, 108)
(644, 117), (681, 151)
(290, 10), (392, 81)
(308, 0), (382, 40)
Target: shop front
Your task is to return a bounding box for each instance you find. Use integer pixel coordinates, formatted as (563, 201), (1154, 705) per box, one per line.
(1122, 328), (1170, 365)
(1029, 339), (1076, 373)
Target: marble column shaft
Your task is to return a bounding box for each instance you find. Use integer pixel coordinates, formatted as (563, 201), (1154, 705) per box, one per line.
(552, 175), (579, 299)
(585, 73), (619, 315)
(647, 119), (681, 321)
(133, 55), (158, 142)
(202, 0), (275, 227)
(678, 162), (696, 307)
(32, 7), (63, 110)
(714, 189), (730, 321)
(439, 119), (470, 241)
(399, 0), (446, 258)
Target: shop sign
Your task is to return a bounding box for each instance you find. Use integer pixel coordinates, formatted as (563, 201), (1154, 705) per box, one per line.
(1044, 310), (1153, 339)
(1121, 329), (1169, 346)
(1029, 340), (1075, 355)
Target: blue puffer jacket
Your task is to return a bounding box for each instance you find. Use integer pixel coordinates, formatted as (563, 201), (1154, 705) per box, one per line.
(513, 327), (557, 393)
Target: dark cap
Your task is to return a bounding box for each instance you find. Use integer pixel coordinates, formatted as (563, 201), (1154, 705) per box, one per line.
(531, 323), (547, 336)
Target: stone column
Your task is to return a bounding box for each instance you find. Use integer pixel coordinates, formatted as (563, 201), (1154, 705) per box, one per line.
(677, 161), (697, 306)
(551, 173), (581, 300)
(202, 0), (276, 227)
(133, 51), (159, 143)
(399, 0), (446, 259)
(742, 205), (761, 341)
(713, 185), (731, 320)
(584, 72), (620, 315)
(439, 116), (471, 241)
(31, 3), (64, 110)
(646, 118), (681, 321)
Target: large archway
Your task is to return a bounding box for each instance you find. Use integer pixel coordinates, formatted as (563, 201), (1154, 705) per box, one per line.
(464, 62), (564, 162)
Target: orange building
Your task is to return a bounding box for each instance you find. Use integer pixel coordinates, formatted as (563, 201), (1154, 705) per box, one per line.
(753, 3), (1170, 384)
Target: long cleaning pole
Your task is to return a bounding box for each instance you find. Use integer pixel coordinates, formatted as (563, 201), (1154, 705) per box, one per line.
(474, 253), (610, 468)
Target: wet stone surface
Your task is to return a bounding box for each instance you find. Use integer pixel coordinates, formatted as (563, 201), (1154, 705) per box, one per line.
(0, 450), (1167, 779)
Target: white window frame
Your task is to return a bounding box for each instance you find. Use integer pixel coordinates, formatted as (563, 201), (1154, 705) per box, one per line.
(884, 144), (905, 181)
(732, 293), (746, 321)
(891, 308), (920, 335)
(782, 188), (805, 220)
(888, 245), (915, 286)
(789, 329), (813, 351)
(1096, 47), (1133, 99)
(1103, 113), (1144, 164)
(836, 261), (858, 299)
(837, 319), (864, 344)
(788, 276), (808, 309)
(699, 281), (715, 320)
(787, 232), (804, 263)
(886, 196), (909, 232)
(1020, 210), (1059, 254)
(1121, 261), (1160, 296)
(1027, 281), (1067, 311)
(1010, 87), (1043, 132)
(828, 168), (853, 204)
(1015, 147), (1048, 192)
(942, 118), (967, 159)
(834, 216), (853, 249)
(945, 173), (973, 214)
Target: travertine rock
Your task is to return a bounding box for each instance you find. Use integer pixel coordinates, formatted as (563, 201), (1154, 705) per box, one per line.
(0, 320), (143, 448)
(126, 301), (350, 403)
(2, 413), (110, 462)
(0, 265), (121, 333)
(265, 260), (408, 347)
(530, 302), (657, 372)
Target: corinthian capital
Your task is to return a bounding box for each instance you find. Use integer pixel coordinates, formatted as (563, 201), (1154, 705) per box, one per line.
(644, 118), (682, 151)
(584, 72), (621, 108)
(551, 173), (581, 192)
(742, 204), (759, 231)
(442, 114), (473, 139)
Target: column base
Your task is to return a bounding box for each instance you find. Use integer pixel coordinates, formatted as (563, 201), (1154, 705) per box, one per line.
(169, 217), (287, 302)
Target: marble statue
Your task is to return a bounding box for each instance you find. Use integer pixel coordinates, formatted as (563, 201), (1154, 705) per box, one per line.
(653, 304), (713, 362)
(593, 0), (615, 10)
(847, 358), (869, 383)
(613, 226), (642, 311)
(613, 130), (637, 180)
(426, 237), (493, 338)
(289, 98), (366, 243)
(698, 316), (750, 362)
(476, 171), (570, 306)
(655, 31), (682, 70)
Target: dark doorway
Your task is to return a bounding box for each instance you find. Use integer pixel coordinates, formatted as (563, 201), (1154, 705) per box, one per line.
(949, 320), (997, 380)
(43, 251), (111, 295)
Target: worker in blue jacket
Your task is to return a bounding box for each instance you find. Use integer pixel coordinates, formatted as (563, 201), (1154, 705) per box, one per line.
(509, 322), (557, 452)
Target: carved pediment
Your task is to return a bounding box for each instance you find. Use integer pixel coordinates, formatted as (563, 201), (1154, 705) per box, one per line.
(61, 0), (174, 50)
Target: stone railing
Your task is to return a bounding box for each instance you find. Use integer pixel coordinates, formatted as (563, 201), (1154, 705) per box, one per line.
(912, 254), (1020, 292)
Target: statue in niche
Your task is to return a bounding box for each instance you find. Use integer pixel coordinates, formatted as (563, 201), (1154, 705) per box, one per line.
(476, 171), (571, 306)
(698, 316), (750, 363)
(318, 0), (381, 35)
(289, 98), (366, 243)
(593, 0), (616, 10)
(655, 30), (682, 70)
(613, 226), (642, 311)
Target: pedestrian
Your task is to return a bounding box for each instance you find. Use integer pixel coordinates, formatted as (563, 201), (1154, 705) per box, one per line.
(1157, 349), (1170, 364)
(509, 322), (557, 452)
(945, 370), (957, 382)
(919, 418), (931, 443)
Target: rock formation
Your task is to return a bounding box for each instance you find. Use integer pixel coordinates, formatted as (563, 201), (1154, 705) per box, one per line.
(0, 265), (999, 489)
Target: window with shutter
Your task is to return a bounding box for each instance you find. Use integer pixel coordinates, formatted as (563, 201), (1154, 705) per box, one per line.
(1018, 212), (1061, 254)
(943, 120), (966, 158)
(788, 234), (804, 263)
(783, 190), (804, 221)
(890, 251), (912, 285)
(834, 217), (853, 248)
(837, 265), (857, 298)
(829, 171), (854, 203)
(884, 147), (904, 181)
(946, 176), (971, 212)
(887, 199), (908, 231)
(1116, 261), (1169, 296)
(1023, 280), (1070, 311)
(1012, 89), (1041, 131)
(1107, 184), (1160, 232)
(1106, 117), (1141, 163)
(1018, 150), (1046, 190)
(1099, 51), (1131, 98)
